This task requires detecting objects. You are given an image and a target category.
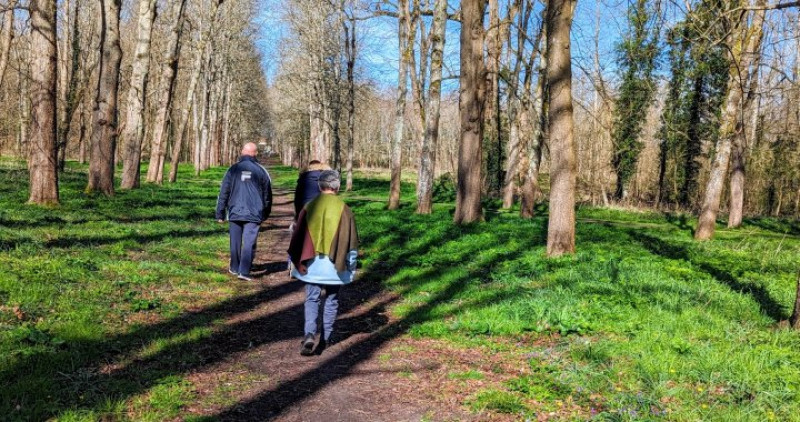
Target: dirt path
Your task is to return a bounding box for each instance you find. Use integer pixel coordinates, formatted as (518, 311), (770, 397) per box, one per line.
(183, 190), (477, 421)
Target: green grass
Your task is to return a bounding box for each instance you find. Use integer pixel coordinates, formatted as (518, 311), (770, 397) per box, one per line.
(343, 176), (800, 421)
(0, 161), (298, 421)
(2, 160), (800, 421)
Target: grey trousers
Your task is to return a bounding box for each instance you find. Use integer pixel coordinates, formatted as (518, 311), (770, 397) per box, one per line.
(229, 221), (259, 276)
(304, 283), (341, 341)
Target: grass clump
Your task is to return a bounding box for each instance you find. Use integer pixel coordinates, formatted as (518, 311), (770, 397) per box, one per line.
(468, 389), (528, 414)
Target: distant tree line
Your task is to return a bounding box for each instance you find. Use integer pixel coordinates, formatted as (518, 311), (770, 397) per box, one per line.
(270, 0), (800, 252)
(0, 0), (271, 202)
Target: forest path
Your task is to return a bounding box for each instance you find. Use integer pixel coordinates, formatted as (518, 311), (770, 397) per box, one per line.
(184, 189), (475, 421)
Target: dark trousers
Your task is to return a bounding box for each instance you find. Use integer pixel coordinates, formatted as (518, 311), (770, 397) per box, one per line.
(229, 221), (259, 276)
(304, 283), (341, 341)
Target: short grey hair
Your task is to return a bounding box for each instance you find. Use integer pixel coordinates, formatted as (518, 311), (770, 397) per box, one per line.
(318, 170), (341, 191)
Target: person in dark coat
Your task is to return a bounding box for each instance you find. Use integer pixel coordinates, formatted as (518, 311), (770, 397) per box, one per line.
(293, 160), (331, 218)
(216, 142), (273, 281)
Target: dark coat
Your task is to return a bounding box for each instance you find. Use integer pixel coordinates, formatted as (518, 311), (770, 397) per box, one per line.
(293, 169), (323, 217)
(216, 156), (273, 223)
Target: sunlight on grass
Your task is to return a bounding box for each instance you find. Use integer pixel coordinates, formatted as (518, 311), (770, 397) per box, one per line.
(1, 160), (799, 420)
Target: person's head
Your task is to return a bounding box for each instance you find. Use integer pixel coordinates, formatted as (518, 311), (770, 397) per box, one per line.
(318, 170), (340, 193)
(241, 142), (258, 157)
(305, 160), (330, 172)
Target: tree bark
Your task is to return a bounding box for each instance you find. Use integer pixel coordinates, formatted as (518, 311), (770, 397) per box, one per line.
(545, 0), (577, 256)
(87, 0), (122, 196)
(520, 7), (547, 219)
(416, 0), (447, 214)
(345, 13), (356, 191)
(454, 0), (487, 224)
(501, 0), (527, 209)
(152, 0), (188, 183)
(120, 0), (158, 189)
(696, 5), (763, 240)
(388, 0), (410, 210)
(56, 0), (84, 173)
(486, 0), (501, 195)
(728, 0), (766, 228)
(791, 270), (800, 329)
(27, 0), (59, 204)
(0, 0), (16, 89)
(153, 0), (196, 183)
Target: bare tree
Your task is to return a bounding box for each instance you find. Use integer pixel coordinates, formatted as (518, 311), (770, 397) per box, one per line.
(416, 0), (448, 214)
(520, 8), (547, 219)
(0, 0), (16, 89)
(545, 0), (577, 256)
(120, 0), (158, 189)
(696, 1), (766, 240)
(86, 0), (122, 195)
(344, 5), (356, 191)
(454, 0), (487, 224)
(56, 0), (87, 172)
(728, 0), (767, 228)
(27, 0), (59, 204)
(162, 0), (204, 183)
(388, 0), (410, 210)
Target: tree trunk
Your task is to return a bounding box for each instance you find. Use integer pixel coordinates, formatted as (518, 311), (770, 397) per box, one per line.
(790, 270), (800, 329)
(120, 0), (157, 189)
(78, 101), (87, 164)
(87, 0), (122, 196)
(416, 0), (447, 214)
(545, 0), (577, 256)
(696, 6), (763, 240)
(503, 100), (521, 208)
(454, 0), (487, 224)
(56, 0), (83, 173)
(152, 0), (197, 183)
(388, 0), (410, 210)
(728, 1), (766, 228)
(520, 7), (546, 219)
(0, 0), (16, 89)
(501, 0), (526, 210)
(154, 0), (191, 183)
(345, 14), (356, 191)
(18, 59), (30, 161)
(487, 0), (502, 195)
(27, 0), (59, 204)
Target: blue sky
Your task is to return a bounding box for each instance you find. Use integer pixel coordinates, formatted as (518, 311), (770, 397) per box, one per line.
(253, 0), (634, 90)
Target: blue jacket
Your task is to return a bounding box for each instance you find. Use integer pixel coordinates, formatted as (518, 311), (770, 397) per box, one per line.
(293, 170), (322, 217)
(216, 156), (273, 223)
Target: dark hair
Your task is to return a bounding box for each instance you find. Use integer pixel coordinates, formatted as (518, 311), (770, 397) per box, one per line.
(309, 160), (321, 165)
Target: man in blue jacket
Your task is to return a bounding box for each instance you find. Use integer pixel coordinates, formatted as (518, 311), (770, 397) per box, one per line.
(216, 142), (273, 281)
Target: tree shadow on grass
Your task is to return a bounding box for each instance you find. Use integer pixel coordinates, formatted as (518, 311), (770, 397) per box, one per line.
(663, 213), (695, 236)
(2, 194), (547, 421)
(1, 207), (498, 420)
(1, 280), (300, 420)
(625, 228), (787, 322)
(211, 223), (545, 420)
(742, 217), (800, 237)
